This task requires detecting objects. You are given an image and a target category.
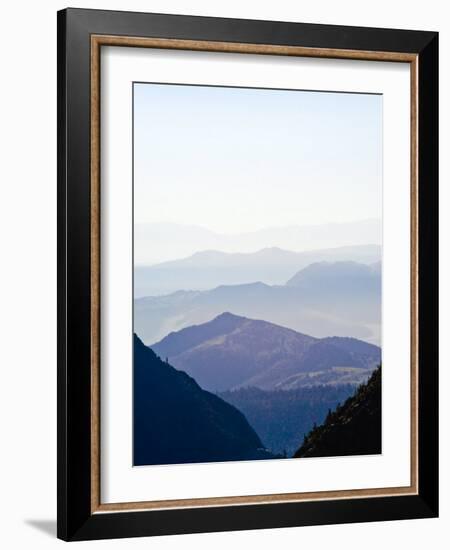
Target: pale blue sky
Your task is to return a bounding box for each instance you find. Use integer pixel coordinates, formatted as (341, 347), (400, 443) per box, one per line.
(134, 83), (382, 234)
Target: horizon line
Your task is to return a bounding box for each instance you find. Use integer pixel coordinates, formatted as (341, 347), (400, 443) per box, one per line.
(134, 217), (382, 237)
(134, 242), (382, 268)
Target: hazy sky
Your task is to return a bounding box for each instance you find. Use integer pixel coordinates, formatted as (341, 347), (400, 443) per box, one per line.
(134, 83), (382, 234)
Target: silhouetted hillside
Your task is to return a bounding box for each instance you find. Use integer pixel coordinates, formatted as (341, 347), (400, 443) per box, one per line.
(294, 366), (382, 458)
(133, 334), (273, 466)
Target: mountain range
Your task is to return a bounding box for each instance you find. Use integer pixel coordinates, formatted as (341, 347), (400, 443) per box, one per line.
(135, 260), (381, 346)
(133, 333), (274, 466)
(134, 244), (381, 297)
(150, 312), (381, 392)
(134, 220), (381, 265)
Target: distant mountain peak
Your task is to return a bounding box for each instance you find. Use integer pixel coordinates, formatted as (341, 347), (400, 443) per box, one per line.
(135, 219), (381, 265)
(208, 312), (302, 336)
(191, 249), (227, 259)
(214, 281), (269, 291)
(213, 311), (245, 322)
(203, 311), (249, 331)
(254, 246), (293, 256)
(135, 242), (382, 298)
(286, 260), (380, 287)
(298, 260), (368, 272)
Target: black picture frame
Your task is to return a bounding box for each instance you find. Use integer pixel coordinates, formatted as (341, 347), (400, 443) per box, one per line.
(57, 7), (438, 542)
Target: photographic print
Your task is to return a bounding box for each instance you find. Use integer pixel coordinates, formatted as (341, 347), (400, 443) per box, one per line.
(132, 82), (382, 467)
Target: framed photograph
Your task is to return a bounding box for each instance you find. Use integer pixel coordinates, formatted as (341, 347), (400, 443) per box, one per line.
(57, 8), (438, 541)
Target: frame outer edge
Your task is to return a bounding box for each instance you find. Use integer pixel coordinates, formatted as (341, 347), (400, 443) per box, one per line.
(417, 33), (439, 516)
(57, 8), (439, 540)
(58, 7), (95, 541)
(65, 7), (437, 53)
(57, 8), (68, 542)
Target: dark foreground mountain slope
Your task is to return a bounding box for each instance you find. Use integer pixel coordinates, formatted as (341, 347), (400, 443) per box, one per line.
(133, 334), (273, 466)
(151, 313), (380, 392)
(294, 366), (382, 458)
(219, 384), (355, 457)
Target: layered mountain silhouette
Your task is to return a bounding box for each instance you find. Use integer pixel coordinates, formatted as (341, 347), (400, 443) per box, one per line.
(135, 244), (381, 297)
(135, 260), (381, 345)
(135, 220), (381, 266)
(294, 366), (382, 458)
(150, 313), (380, 392)
(133, 333), (273, 466)
(286, 260), (380, 290)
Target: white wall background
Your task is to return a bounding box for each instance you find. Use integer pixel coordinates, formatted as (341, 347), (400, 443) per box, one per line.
(0, 1), (446, 548)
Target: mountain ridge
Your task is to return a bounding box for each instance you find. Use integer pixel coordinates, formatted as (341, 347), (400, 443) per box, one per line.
(286, 260), (380, 288)
(150, 313), (380, 392)
(134, 244), (381, 297)
(135, 220), (381, 265)
(135, 260), (381, 345)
